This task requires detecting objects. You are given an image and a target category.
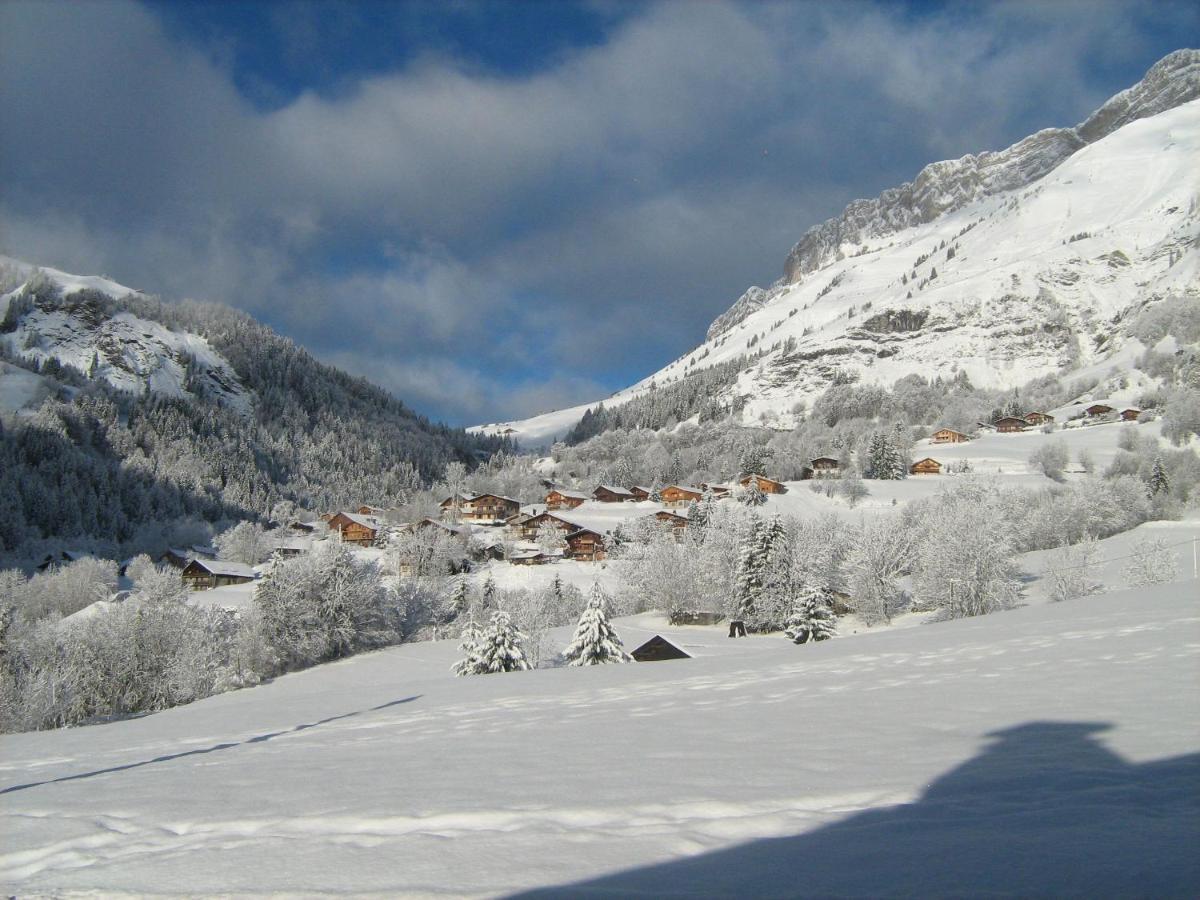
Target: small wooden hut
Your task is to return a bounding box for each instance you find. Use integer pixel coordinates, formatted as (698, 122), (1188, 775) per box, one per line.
(910, 457), (943, 476)
(931, 428), (969, 444)
(181, 559), (256, 591)
(631, 635), (692, 662)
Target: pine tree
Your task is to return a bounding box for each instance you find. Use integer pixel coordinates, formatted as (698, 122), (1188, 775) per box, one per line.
(1149, 457), (1170, 496)
(562, 584), (631, 666)
(784, 585), (837, 644)
(480, 573), (498, 612)
(448, 575), (471, 621)
(475, 610), (531, 673)
(451, 618), (484, 676)
(734, 516), (768, 625)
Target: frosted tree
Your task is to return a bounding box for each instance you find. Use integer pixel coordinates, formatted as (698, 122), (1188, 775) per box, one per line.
(447, 575), (471, 622)
(737, 482), (767, 507)
(784, 585), (837, 644)
(1123, 538), (1176, 587)
(868, 431), (906, 480)
(1046, 539), (1104, 603)
(451, 617), (484, 676)
(214, 521), (270, 565)
(562, 584), (631, 666)
(475, 610), (531, 673)
(536, 521), (566, 557)
(479, 573), (498, 613)
(846, 517), (912, 625)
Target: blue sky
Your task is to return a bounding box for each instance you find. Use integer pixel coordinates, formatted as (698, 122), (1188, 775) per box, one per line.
(1, 1), (1195, 425)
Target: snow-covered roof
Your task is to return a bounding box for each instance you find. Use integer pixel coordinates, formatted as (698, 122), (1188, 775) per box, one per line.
(335, 512), (381, 530)
(594, 484), (636, 496)
(185, 559), (257, 578)
(548, 489), (590, 500)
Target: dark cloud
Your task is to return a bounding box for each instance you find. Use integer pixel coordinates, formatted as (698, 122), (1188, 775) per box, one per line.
(1, 0), (1193, 423)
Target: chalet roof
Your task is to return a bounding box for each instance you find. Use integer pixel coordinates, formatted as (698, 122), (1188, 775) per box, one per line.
(594, 484), (636, 496)
(652, 511), (689, 522)
(740, 473), (783, 485)
(184, 559), (257, 578)
(416, 517), (470, 536)
(912, 457), (941, 466)
(334, 511), (381, 530)
(509, 550), (550, 561)
(470, 493), (520, 504)
(993, 416), (1028, 425)
(1121, 408), (1141, 414)
(566, 527), (604, 540)
(548, 489), (590, 500)
(663, 484), (703, 495)
(631, 485), (655, 494)
(631, 635), (691, 662)
(439, 493), (475, 506)
(811, 457), (840, 465)
(1024, 411), (1052, 417)
(932, 427), (967, 435)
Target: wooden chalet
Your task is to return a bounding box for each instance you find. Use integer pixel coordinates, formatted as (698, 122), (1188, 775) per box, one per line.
(931, 428), (969, 444)
(993, 416), (1028, 433)
(1086, 404), (1115, 417)
(545, 488), (588, 510)
(565, 528), (606, 562)
(181, 559), (256, 591)
(357, 505), (386, 516)
(1023, 412), (1055, 426)
(631, 635), (691, 662)
(509, 550), (551, 566)
(36, 550), (90, 572)
(273, 538), (309, 558)
(660, 485), (703, 508)
(288, 520), (318, 534)
(698, 483), (733, 497)
(811, 457), (841, 477)
(462, 494), (521, 524)
(650, 510), (689, 539)
(910, 457), (943, 476)
(593, 484), (637, 503)
(1121, 408), (1142, 421)
(157, 548), (193, 570)
(327, 511), (381, 546)
(519, 512), (580, 540)
(739, 474), (787, 494)
(628, 485), (654, 502)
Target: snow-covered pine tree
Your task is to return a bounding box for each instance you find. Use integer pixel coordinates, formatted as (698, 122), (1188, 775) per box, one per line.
(451, 617), (484, 676)
(733, 515), (769, 626)
(561, 584), (631, 666)
(1149, 457), (1170, 496)
(738, 482), (767, 506)
(448, 575), (471, 621)
(475, 610), (532, 673)
(784, 585), (837, 644)
(480, 573), (498, 612)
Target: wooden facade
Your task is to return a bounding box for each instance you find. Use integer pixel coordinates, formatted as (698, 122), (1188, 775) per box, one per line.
(509, 551), (551, 566)
(545, 489), (587, 510)
(739, 474), (787, 494)
(811, 457), (841, 477)
(659, 485), (703, 508)
(520, 512), (579, 540)
(931, 428), (969, 444)
(1086, 404), (1115, 417)
(565, 528), (606, 562)
(1023, 412), (1055, 426)
(1121, 408), (1142, 421)
(357, 505), (386, 516)
(327, 512), (380, 546)
(631, 635), (691, 662)
(994, 416), (1028, 433)
(652, 511), (689, 539)
(910, 457), (943, 475)
(628, 486), (654, 501)
(181, 559), (256, 591)
(699, 483), (732, 497)
(592, 484), (636, 503)
(463, 494), (521, 523)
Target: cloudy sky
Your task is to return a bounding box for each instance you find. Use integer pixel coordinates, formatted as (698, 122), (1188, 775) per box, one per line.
(0, 1), (1193, 425)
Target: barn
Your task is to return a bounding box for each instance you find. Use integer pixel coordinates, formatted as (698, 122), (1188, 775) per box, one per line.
(910, 457), (943, 475)
(631, 635), (692, 662)
(1023, 412), (1055, 426)
(181, 559), (257, 591)
(1086, 404), (1115, 417)
(628, 485), (655, 501)
(931, 428), (969, 444)
(509, 551), (551, 566)
(1121, 408), (1142, 421)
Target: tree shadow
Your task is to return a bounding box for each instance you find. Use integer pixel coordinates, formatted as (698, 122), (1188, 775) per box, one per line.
(1, 695), (420, 796)
(513, 721), (1200, 898)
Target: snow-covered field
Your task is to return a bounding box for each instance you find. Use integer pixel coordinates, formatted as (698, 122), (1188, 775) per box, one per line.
(3, 576), (1197, 896)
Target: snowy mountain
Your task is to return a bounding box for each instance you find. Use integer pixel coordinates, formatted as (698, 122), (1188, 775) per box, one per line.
(0, 258), (251, 414)
(476, 50), (1200, 443)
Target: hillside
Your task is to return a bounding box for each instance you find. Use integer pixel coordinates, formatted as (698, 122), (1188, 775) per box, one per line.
(0, 258), (504, 562)
(475, 50), (1200, 445)
(1, 579), (1195, 895)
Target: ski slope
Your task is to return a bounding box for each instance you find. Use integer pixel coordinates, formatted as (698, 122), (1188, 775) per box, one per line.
(2, 581), (1197, 896)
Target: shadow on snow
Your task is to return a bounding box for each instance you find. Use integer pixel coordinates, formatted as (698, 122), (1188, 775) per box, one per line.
(513, 721), (1200, 898)
(1, 695), (421, 796)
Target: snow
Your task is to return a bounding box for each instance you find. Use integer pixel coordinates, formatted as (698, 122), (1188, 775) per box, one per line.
(0, 360), (57, 415)
(481, 97), (1200, 437)
(2, 580), (1196, 896)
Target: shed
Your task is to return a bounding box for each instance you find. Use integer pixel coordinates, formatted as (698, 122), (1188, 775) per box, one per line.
(910, 457), (943, 475)
(181, 559), (257, 591)
(1086, 404), (1115, 417)
(509, 550), (551, 566)
(631, 635), (692, 662)
(1120, 408), (1141, 421)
